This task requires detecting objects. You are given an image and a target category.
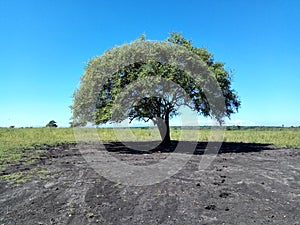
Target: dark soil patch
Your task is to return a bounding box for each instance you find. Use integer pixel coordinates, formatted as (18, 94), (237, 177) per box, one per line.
(0, 142), (300, 224)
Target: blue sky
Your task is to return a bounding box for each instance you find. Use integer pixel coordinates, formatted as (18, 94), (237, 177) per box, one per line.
(0, 0), (299, 127)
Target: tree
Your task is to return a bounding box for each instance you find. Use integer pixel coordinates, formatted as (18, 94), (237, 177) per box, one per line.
(71, 32), (241, 146)
(46, 120), (58, 128)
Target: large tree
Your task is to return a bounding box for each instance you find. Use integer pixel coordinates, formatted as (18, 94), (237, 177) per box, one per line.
(71, 33), (240, 145)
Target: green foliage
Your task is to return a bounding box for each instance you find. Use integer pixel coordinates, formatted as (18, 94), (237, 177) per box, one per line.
(46, 120), (58, 128)
(71, 32), (241, 144)
(168, 32), (240, 117)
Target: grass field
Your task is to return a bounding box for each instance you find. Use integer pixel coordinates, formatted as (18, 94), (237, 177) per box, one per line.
(1, 126), (299, 150)
(1, 126), (299, 184)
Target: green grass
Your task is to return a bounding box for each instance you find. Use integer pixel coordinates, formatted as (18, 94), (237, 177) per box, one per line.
(0, 167), (48, 185)
(223, 128), (300, 148)
(0, 126), (299, 184)
(0, 127), (75, 169)
(0, 127), (75, 184)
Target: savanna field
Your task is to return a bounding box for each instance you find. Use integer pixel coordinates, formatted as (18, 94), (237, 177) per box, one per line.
(1, 126), (299, 151)
(1, 126), (299, 184)
(1, 126), (300, 224)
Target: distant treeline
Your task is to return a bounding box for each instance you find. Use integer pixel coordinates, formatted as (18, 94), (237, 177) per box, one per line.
(2, 125), (299, 130)
(94, 125), (300, 131)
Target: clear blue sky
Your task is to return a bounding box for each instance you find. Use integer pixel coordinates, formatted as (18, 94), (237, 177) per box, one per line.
(0, 0), (299, 127)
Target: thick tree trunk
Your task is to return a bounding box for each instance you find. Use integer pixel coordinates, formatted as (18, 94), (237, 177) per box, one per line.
(157, 112), (171, 146)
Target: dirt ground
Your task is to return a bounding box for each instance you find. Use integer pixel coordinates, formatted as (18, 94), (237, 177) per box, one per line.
(0, 142), (300, 225)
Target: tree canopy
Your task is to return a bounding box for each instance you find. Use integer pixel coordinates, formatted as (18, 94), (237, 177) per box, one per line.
(46, 120), (58, 128)
(71, 33), (240, 145)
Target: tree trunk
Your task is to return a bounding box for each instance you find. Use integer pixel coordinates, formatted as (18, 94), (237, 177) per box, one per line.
(157, 112), (171, 146)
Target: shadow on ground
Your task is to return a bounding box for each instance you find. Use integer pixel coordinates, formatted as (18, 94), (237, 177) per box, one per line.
(104, 141), (273, 155)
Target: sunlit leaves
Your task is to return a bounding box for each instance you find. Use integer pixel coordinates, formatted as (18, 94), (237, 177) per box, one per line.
(71, 32), (240, 128)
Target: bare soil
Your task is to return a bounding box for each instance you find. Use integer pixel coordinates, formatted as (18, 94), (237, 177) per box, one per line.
(0, 142), (300, 225)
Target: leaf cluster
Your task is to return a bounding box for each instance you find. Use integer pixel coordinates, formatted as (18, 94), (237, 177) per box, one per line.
(71, 33), (240, 126)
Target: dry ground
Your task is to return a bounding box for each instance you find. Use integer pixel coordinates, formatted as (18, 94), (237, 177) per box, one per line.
(0, 142), (300, 225)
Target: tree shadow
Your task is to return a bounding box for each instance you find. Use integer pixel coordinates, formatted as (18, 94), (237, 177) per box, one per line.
(103, 140), (274, 155)
(194, 141), (273, 155)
